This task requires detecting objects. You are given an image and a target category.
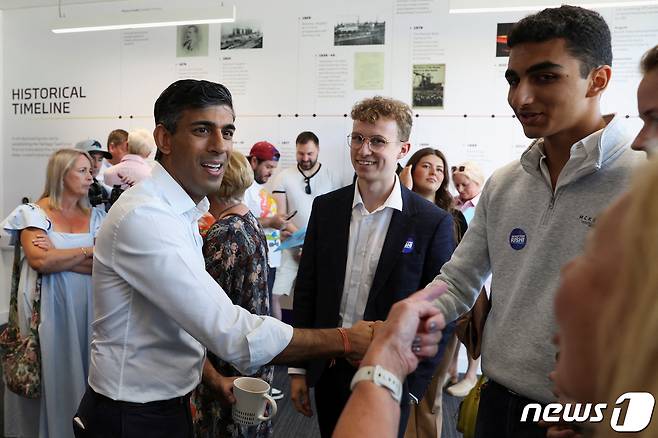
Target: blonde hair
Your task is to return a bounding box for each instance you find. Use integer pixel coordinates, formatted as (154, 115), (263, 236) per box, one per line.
(41, 148), (92, 211)
(128, 129), (155, 158)
(453, 161), (485, 187)
(216, 151), (254, 202)
(595, 158), (658, 437)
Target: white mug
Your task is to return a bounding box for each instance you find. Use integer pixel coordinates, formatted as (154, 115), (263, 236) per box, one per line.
(232, 377), (278, 426)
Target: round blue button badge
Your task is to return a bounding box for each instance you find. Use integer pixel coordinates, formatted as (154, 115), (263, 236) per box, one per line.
(509, 228), (527, 250)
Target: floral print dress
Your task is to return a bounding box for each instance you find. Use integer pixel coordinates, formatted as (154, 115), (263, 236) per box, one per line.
(191, 211), (274, 438)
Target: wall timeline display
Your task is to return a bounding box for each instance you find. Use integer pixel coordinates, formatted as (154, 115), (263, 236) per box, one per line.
(176, 24), (209, 57)
(221, 21), (263, 50)
(334, 18), (386, 46)
(0, 0), (648, 220)
(412, 63), (445, 109)
(496, 23), (516, 57)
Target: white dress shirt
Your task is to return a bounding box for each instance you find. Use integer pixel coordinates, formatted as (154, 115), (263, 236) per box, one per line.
(288, 176), (403, 376)
(339, 176), (403, 328)
(89, 163), (293, 402)
(289, 176), (403, 376)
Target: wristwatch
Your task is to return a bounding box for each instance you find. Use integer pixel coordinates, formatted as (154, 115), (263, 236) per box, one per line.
(350, 365), (402, 403)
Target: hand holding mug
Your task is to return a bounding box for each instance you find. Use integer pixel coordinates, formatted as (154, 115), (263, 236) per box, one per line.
(232, 377), (278, 426)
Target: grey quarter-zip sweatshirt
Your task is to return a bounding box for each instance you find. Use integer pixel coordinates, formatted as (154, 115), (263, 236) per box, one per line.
(431, 114), (644, 403)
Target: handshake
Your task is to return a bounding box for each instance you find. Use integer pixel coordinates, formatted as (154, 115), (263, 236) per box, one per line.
(291, 285), (446, 417)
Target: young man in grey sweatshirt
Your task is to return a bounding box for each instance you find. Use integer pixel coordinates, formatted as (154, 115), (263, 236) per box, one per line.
(423, 6), (644, 437)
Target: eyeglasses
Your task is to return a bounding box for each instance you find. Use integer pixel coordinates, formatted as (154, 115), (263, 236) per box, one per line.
(451, 165), (467, 173)
(347, 133), (405, 152)
(304, 177), (311, 194)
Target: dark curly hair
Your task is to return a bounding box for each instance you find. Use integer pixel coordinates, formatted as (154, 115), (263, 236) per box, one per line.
(508, 5), (612, 78)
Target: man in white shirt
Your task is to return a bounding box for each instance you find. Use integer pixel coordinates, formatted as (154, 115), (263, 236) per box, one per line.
(74, 80), (388, 438)
(271, 132), (342, 298)
(290, 97), (456, 437)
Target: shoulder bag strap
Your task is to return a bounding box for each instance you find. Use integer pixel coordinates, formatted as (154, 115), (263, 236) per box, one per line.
(6, 233), (23, 332)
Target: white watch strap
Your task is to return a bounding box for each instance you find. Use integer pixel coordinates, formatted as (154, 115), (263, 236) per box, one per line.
(350, 365), (403, 403)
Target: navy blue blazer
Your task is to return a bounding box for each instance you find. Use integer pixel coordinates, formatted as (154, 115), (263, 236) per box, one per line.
(292, 181), (456, 400)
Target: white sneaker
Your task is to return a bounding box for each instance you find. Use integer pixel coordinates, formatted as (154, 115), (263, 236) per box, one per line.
(446, 376), (477, 397)
(271, 387), (284, 400)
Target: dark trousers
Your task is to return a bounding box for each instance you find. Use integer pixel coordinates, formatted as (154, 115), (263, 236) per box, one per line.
(475, 380), (547, 438)
(73, 386), (193, 438)
(314, 359), (410, 438)
(267, 267), (276, 312)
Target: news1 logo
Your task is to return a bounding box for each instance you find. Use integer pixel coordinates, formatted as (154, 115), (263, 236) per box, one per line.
(521, 392), (655, 432)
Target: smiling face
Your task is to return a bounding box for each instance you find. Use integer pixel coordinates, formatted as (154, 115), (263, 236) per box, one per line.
(155, 105), (235, 203)
(412, 153), (444, 196)
(296, 141), (319, 171)
(63, 154), (94, 198)
(506, 38), (607, 143)
(631, 69), (658, 157)
(553, 196), (629, 402)
(351, 117), (409, 185)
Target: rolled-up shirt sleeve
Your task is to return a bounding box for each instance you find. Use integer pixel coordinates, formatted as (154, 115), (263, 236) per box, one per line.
(107, 204), (293, 375)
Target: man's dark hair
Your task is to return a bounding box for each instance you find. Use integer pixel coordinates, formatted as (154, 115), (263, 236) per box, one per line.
(296, 131), (319, 147)
(107, 129), (128, 147)
(507, 5), (612, 78)
(640, 45), (658, 74)
(154, 80), (233, 133)
(153, 80), (234, 161)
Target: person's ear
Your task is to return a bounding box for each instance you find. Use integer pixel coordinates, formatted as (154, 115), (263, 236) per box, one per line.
(398, 142), (411, 160)
(153, 125), (172, 158)
(586, 65), (611, 98)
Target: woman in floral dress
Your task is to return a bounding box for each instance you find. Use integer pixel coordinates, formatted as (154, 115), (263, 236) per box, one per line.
(191, 151), (273, 438)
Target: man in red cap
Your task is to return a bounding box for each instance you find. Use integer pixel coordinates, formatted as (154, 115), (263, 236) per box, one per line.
(244, 141), (290, 316)
(244, 141), (290, 401)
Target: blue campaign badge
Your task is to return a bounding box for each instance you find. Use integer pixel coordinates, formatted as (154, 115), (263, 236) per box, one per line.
(509, 228), (527, 250)
(402, 238), (414, 254)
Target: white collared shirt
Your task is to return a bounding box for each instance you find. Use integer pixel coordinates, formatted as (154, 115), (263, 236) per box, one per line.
(289, 175), (403, 376)
(89, 163), (293, 403)
(339, 175), (403, 328)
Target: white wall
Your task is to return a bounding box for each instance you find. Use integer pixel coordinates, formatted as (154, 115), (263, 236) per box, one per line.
(0, 10), (8, 325)
(0, 0), (653, 322)
(1, 0), (653, 218)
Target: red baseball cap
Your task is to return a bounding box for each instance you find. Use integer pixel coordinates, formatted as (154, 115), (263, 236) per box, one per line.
(248, 141), (280, 161)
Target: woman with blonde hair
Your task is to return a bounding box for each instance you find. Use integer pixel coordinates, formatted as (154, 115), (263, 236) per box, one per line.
(594, 164), (658, 437)
(191, 151), (274, 438)
(2, 148), (106, 438)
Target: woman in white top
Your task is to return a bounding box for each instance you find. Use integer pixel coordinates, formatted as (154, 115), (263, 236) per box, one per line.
(3, 148), (105, 438)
